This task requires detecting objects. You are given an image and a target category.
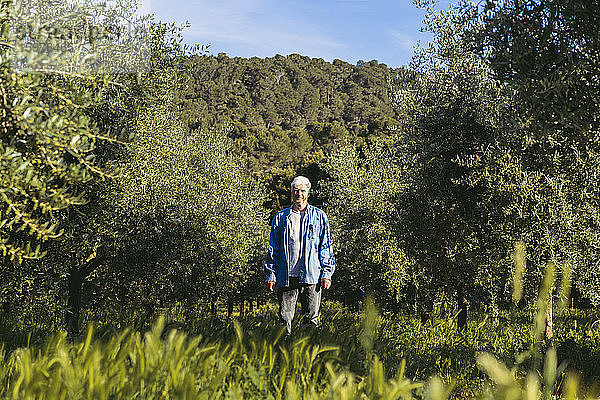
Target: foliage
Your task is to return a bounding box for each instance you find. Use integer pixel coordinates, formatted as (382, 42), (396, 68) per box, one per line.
(388, 0), (600, 309)
(456, 0), (600, 305)
(465, 0), (600, 145)
(322, 142), (415, 308)
(393, 1), (513, 309)
(0, 0), (214, 333)
(0, 0), (124, 263)
(105, 101), (269, 311)
(320, 2), (509, 309)
(1, 241), (599, 397)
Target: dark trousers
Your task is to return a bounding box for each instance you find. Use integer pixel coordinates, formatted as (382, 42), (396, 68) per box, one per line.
(277, 277), (321, 335)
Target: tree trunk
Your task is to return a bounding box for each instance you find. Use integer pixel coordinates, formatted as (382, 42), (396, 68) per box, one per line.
(143, 302), (155, 321)
(407, 282), (417, 315)
(457, 287), (468, 331)
(227, 299), (233, 317)
(1, 301), (10, 325)
(420, 298), (433, 325)
(65, 246), (105, 336)
(65, 267), (82, 336)
(240, 298), (245, 315)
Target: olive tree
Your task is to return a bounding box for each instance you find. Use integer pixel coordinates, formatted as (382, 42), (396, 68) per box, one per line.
(322, 140), (416, 310)
(0, 0), (192, 331)
(0, 0), (134, 328)
(99, 101), (269, 320)
(389, 2), (510, 320)
(460, 0), (600, 306)
(0, 0), (126, 263)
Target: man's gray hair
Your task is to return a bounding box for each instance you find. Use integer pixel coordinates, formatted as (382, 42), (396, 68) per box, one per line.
(291, 176), (311, 190)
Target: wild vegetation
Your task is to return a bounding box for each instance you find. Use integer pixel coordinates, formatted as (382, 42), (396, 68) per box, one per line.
(1, 298), (599, 399)
(1, 0), (599, 397)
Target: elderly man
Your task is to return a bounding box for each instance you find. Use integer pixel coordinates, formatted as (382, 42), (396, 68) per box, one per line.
(265, 176), (335, 335)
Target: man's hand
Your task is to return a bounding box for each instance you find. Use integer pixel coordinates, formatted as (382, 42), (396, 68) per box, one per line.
(321, 278), (331, 290)
(267, 281), (275, 292)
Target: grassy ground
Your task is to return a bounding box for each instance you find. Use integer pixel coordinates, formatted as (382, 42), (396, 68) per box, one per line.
(177, 301), (600, 394)
(0, 301), (599, 398)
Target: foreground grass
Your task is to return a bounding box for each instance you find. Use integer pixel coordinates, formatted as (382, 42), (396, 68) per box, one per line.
(0, 301), (599, 399)
(0, 318), (420, 399)
(173, 302), (600, 393)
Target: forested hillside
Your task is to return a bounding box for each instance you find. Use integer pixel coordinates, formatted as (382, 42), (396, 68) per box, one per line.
(174, 54), (405, 208)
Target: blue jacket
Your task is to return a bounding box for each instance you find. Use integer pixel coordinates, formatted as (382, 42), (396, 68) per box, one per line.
(265, 204), (335, 287)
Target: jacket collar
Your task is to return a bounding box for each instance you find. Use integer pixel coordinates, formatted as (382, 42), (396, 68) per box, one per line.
(286, 203), (312, 213)
(282, 204), (313, 219)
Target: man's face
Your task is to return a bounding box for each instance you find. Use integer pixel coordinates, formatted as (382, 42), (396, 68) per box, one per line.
(291, 184), (310, 209)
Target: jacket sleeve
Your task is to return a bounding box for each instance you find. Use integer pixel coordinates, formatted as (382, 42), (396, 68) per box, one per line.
(318, 212), (335, 280)
(264, 215), (280, 282)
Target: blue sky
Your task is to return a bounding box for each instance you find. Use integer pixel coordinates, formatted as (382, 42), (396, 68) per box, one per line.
(143, 0), (452, 67)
